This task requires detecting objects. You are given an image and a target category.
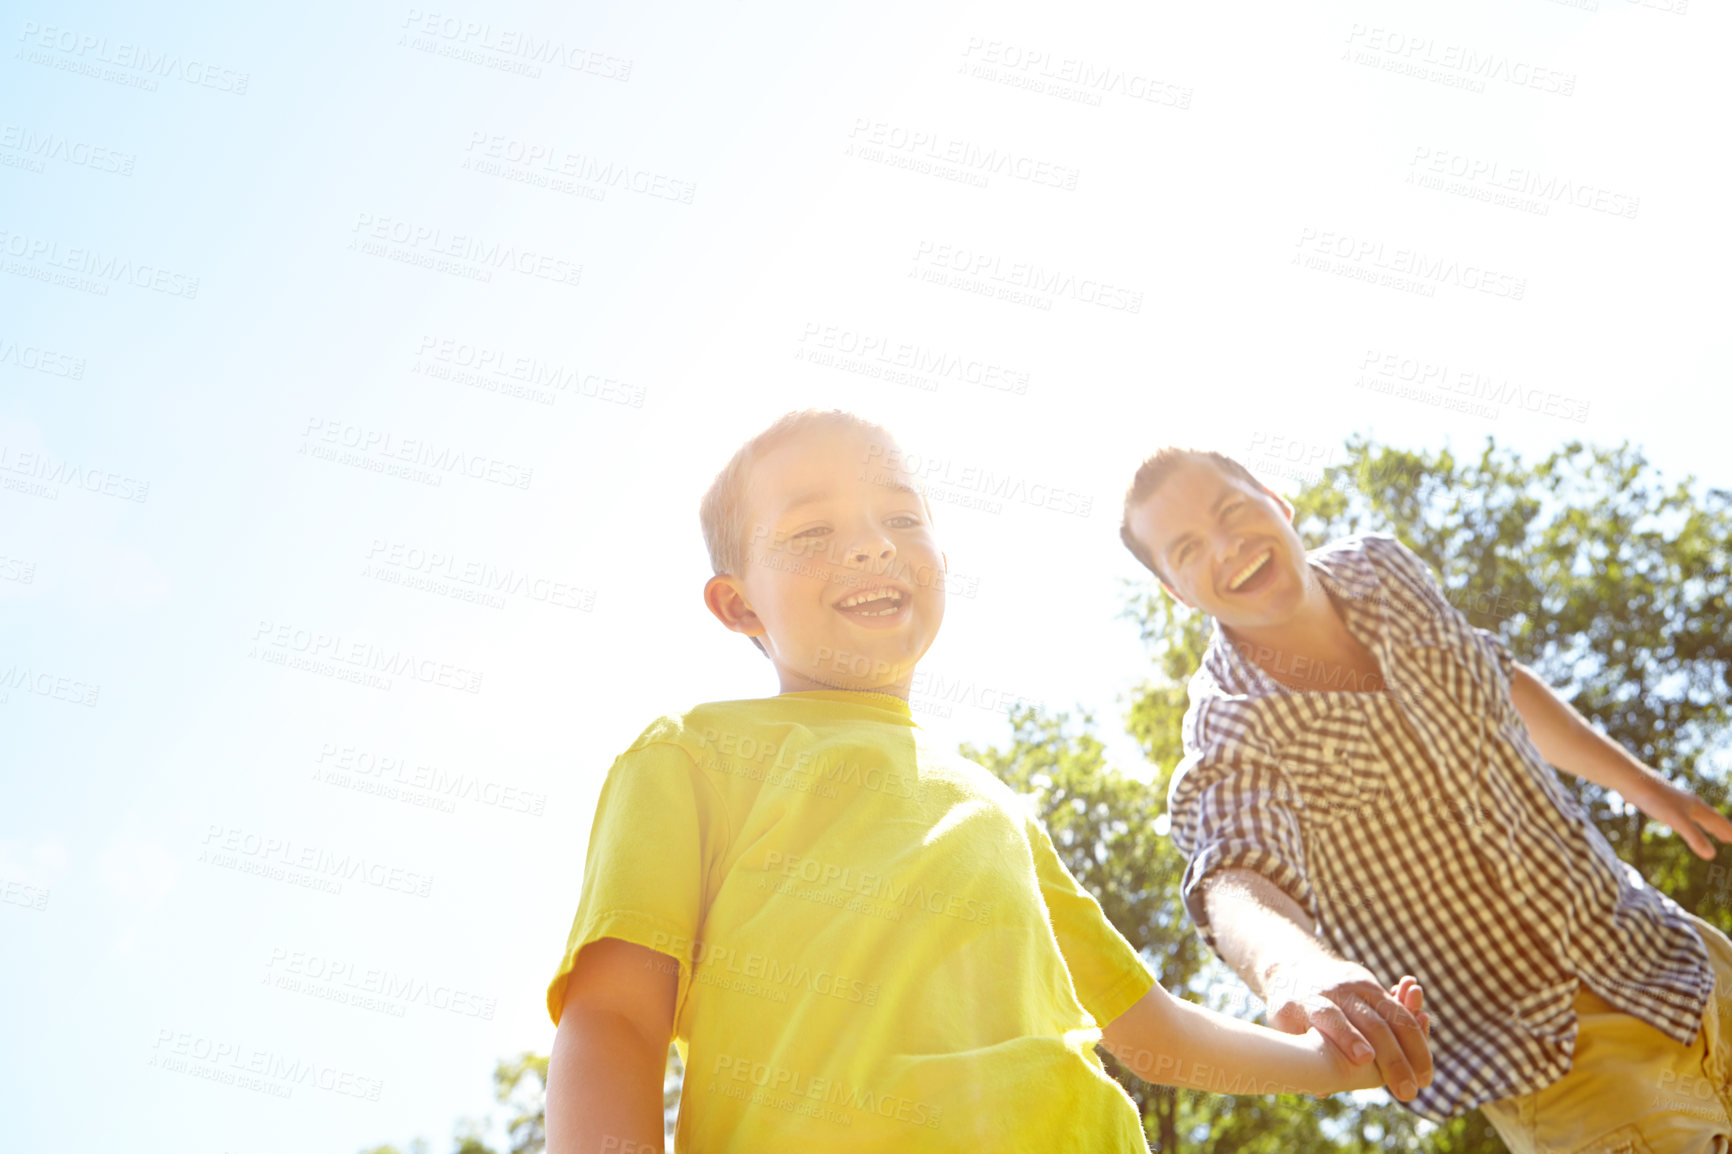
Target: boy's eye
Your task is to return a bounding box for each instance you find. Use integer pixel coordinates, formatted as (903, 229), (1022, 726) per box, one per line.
(794, 526), (829, 539)
(1173, 541), (1195, 565)
(887, 514), (921, 529)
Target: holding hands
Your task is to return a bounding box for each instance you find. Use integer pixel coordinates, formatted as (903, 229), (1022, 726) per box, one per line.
(1269, 959), (1433, 1100)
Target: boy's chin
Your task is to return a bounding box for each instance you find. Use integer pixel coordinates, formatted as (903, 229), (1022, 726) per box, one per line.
(789, 671), (909, 697)
(779, 640), (931, 693)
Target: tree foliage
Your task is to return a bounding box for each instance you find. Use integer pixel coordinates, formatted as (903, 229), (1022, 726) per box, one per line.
(358, 1051), (551, 1154)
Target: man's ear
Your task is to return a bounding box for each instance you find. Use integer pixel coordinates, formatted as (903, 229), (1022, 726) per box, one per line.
(1261, 484), (1296, 523)
(704, 574), (765, 639)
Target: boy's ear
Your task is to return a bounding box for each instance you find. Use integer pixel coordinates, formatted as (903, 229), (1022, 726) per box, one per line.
(704, 574), (766, 640)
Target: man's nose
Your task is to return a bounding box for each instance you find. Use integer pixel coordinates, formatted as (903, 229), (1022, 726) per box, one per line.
(1211, 530), (1248, 569)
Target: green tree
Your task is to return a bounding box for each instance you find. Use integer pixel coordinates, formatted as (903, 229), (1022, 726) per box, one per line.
(493, 1051), (548, 1154)
(663, 1042), (685, 1141)
(359, 1051), (551, 1154)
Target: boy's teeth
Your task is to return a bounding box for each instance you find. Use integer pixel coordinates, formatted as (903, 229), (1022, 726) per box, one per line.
(839, 588), (902, 611)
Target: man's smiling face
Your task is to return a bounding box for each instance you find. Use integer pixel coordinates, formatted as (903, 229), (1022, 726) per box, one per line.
(715, 423), (945, 694)
(1126, 456), (1309, 629)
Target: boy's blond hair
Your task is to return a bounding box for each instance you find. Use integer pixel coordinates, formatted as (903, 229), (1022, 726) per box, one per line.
(1119, 447), (1267, 582)
(700, 409), (912, 656)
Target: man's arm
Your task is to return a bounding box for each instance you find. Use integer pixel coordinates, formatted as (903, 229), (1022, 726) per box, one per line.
(546, 938), (676, 1154)
(1200, 868), (1431, 1102)
(1508, 662), (1732, 858)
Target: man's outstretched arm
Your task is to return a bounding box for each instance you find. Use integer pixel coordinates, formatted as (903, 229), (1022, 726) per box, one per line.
(1202, 868), (1431, 1102)
(1509, 662), (1732, 859)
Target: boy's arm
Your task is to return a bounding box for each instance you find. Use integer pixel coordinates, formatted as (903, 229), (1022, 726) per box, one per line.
(1509, 662), (1732, 858)
(1197, 869), (1430, 1101)
(547, 938), (676, 1154)
(1098, 968), (1428, 1099)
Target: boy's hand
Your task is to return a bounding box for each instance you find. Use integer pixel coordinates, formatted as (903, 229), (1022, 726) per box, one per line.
(1311, 978), (1431, 1097)
(1267, 958), (1432, 1101)
(1625, 772), (1732, 860)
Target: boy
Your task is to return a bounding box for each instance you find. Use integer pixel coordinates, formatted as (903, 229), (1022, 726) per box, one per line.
(1119, 446), (1732, 1151)
(542, 412), (1425, 1154)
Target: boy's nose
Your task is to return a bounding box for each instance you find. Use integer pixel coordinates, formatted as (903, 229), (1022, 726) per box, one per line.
(849, 538), (895, 563)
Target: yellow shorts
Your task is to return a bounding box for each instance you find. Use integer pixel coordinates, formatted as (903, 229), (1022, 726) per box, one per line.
(1480, 914), (1732, 1154)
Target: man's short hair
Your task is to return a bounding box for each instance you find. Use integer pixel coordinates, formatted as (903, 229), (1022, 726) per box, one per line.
(699, 409), (909, 656)
(1119, 447), (1265, 582)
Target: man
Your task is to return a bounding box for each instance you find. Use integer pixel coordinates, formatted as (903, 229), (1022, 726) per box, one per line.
(1119, 446), (1732, 1151)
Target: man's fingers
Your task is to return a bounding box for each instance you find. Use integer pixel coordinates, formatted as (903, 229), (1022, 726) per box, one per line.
(1307, 1000), (1375, 1064)
(1373, 995), (1433, 1093)
(1395, 980), (1431, 1038)
(1679, 818), (1716, 860)
(1693, 803), (1732, 850)
(1342, 1007), (1414, 1098)
(1310, 1002), (1371, 1061)
(1696, 800), (1732, 833)
(1339, 991), (1433, 1100)
(1388, 980), (1433, 1076)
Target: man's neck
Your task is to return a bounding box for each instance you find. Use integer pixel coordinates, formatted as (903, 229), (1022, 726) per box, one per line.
(1221, 572), (1368, 677)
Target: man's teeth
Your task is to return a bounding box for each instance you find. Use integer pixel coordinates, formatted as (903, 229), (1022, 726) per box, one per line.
(838, 589), (904, 615)
(1227, 551), (1271, 591)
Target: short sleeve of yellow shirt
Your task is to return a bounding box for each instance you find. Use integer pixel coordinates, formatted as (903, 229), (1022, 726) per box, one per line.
(545, 690), (1156, 1153)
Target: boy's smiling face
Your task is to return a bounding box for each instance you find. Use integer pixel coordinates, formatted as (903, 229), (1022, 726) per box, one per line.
(704, 423), (945, 697)
(1126, 457), (1310, 629)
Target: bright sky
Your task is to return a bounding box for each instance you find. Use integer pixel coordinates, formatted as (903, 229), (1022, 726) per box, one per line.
(4, 0), (1729, 1150)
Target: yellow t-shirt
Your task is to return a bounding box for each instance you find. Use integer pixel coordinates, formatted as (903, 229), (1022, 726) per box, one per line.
(545, 690), (1156, 1152)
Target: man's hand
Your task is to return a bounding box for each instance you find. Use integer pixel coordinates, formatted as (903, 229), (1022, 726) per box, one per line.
(1624, 773), (1732, 860)
(1309, 978), (1430, 1096)
(1264, 957), (1433, 1102)
(1510, 663), (1732, 860)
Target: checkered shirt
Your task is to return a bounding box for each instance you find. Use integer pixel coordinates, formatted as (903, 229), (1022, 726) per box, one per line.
(1166, 532), (1712, 1120)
